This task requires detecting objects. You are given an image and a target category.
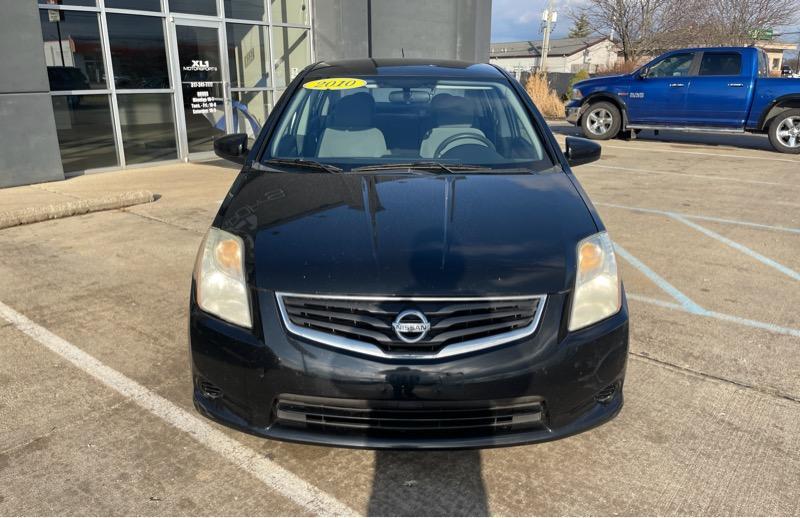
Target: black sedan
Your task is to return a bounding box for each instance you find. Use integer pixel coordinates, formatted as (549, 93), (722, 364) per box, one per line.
(190, 59), (628, 449)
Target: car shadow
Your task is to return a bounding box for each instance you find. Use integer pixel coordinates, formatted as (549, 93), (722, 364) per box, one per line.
(367, 450), (489, 516)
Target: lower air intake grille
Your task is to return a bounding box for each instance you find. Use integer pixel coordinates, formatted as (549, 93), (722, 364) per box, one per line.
(275, 396), (545, 437)
(276, 292), (546, 358)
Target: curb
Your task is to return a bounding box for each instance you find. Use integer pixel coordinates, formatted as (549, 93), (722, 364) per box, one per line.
(0, 190), (157, 230)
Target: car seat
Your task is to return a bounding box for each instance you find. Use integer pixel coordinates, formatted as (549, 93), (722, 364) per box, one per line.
(317, 92), (388, 158)
(420, 94), (486, 158)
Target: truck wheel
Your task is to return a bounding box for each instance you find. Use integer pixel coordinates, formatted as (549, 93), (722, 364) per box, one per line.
(768, 109), (800, 154)
(580, 102), (621, 140)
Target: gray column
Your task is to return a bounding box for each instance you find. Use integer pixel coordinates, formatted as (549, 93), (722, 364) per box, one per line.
(311, 0), (369, 62)
(312, 0), (491, 63)
(0, 0), (64, 188)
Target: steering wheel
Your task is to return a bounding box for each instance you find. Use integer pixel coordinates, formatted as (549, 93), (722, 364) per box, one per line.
(433, 132), (496, 159)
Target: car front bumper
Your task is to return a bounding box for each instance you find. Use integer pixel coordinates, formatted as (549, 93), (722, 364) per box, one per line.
(190, 289), (629, 450)
(565, 100), (583, 125)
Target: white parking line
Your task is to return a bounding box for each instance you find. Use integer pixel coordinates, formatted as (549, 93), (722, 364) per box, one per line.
(596, 202), (800, 235)
(627, 293), (800, 338)
(584, 163), (794, 187)
(0, 300), (358, 517)
(615, 245), (800, 338)
(671, 215), (800, 282)
(599, 143), (800, 164)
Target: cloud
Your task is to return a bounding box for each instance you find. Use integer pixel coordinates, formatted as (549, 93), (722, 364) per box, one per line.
(491, 0), (588, 42)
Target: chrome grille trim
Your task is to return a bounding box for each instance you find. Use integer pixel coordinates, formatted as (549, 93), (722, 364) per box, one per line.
(275, 292), (548, 359)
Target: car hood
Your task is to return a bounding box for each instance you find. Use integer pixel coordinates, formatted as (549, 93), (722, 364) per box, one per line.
(575, 74), (630, 89)
(217, 170), (598, 296)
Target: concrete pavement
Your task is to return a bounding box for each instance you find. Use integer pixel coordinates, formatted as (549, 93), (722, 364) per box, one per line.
(0, 130), (798, 515)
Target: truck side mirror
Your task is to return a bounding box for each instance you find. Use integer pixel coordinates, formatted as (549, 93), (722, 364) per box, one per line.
(637, 68), (648, 79)
(565, 136), (601, 167)
(214, 133), (249, 165)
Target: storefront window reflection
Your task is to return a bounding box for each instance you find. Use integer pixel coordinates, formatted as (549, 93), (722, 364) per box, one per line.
(271, 0), (308, 25)
(232, 91), (272, 138)
(227, 23), (270, 89)
(107, 14), (170, 89)
(169, 0), (217, 16)
(272, 27), (309, 89)
(51, 95), (118, 172)
(105, 0), (161, 11)
(224, 0), (266, 21)
(117, 94), (178, 163)
(39, 10), (106, 91)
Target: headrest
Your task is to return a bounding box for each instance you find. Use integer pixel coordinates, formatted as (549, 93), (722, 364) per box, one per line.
(328, 92), (375, 130)
(431, 93), (475, 126)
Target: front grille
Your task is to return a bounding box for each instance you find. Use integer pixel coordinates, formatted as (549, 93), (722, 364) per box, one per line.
(275, 395), (545, 437)
(276, 293), (546, 358)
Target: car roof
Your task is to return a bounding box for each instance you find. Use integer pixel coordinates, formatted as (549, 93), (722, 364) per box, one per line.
(662, 46), (754, 53)
(305, 59), (505, 80)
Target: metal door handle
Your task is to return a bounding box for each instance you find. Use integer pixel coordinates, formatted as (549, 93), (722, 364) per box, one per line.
(727, 83), (744, 87)
(669, 83), (685, 87)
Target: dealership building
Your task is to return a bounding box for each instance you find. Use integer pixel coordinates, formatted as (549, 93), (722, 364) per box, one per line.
(0, 0), (490, 188)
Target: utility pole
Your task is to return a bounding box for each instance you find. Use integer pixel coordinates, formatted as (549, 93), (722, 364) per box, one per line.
(540, 0), (557, 73)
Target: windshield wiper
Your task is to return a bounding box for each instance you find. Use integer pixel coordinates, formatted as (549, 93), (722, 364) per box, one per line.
(351, 161), (484, 174)
(260, 158), (343, 174)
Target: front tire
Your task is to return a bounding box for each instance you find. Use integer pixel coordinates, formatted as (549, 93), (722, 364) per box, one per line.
(768, 109), (800, 154)
(580, 102), (622, 140)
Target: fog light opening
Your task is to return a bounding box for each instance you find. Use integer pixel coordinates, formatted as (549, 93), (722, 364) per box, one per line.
(595, 383), (617, 404)
(199, 380), (223, 399)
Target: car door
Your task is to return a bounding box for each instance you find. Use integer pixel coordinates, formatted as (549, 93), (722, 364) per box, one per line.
(684, 51), (752, 128)
(626, 52), (697, 125)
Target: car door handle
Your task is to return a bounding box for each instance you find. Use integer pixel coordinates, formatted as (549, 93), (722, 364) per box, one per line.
(669, 83), (685, 87)
(727, 83), (744, 87)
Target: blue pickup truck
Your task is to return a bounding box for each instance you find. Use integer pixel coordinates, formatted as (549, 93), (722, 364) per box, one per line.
(565, 47), (800, 153)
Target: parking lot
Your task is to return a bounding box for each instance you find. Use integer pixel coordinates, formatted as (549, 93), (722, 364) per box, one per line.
(1, 124), (799, 516)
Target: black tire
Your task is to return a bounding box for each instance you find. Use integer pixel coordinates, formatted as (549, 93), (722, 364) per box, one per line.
(580, 101), (622, 140)
(768, 109), (800, 154)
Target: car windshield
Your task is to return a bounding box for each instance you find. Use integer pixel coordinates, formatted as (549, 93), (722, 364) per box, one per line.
(264, 76), (554, 172)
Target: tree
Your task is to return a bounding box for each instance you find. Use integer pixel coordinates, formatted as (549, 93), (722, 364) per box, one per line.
(576, 0), (800, 62)
(576, 0), (689, 63)
(568, 12), (592, 38)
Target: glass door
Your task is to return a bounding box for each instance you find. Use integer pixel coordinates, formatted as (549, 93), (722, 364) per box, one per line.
(170, 18), (230, 158)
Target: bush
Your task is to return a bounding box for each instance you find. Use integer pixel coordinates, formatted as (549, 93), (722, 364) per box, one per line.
(565, 69), (590, 100)
(525, 73), (565, 120)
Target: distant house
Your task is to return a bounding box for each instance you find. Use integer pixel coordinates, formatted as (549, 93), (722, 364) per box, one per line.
(489, 36), (618, 77)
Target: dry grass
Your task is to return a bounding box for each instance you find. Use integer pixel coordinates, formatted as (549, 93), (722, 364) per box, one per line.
(525, 73), (565, 119)
(595, 60), (644, 76)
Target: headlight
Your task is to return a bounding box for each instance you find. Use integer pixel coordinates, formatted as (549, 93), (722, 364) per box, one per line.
(571, 88), (583, 100)
(568, 232), (621, 331)
(194, 227), (252, 328)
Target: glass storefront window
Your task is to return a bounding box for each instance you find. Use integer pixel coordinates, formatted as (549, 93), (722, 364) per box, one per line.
(117, 94), (178, 163)
(270, 0), (308, 25)
(39, 11), (106, 91)
(39, 0), (96, 6)
(272, 27), (309, 89)
(227, 23), (270, 89)
(105, 0), (161, 11)
(232, 90), (272, 138)
(106, 14), (169, 89)
(169, 0), (217, 16)
(224, 0), (266, 21)
(51, 95), (118, 173)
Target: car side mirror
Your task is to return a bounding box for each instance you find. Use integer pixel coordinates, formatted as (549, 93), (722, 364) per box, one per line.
(637, 69), (648, 80)
(214, 133), (249, 165)
(565, 136), (601, 167)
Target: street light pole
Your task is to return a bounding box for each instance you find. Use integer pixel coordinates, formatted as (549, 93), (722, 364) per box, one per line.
(540, 0), (556, 73)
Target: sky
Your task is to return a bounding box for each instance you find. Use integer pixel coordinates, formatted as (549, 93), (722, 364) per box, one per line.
(490, 0), (586, 43)
(490, 0), (800, 46)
